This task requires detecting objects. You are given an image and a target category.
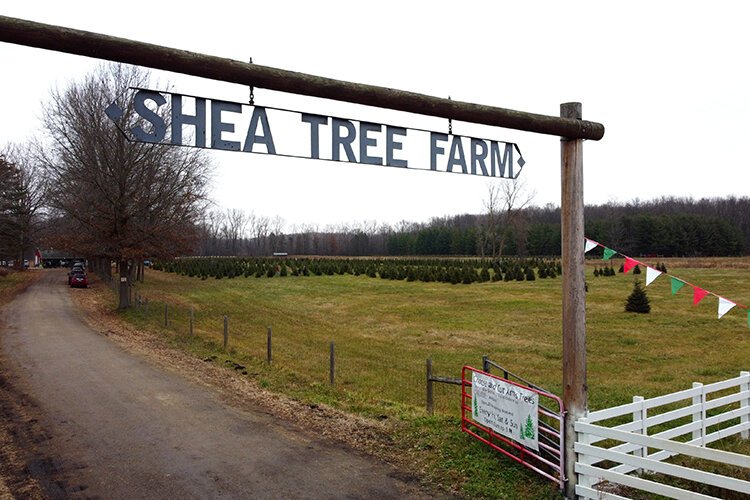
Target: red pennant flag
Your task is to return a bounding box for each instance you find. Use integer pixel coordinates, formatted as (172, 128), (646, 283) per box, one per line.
(623, 257), (639, 274)
(693, 287), (709, 306)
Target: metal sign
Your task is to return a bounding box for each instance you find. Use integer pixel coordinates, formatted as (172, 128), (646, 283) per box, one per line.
(471, 370), (539, 450)
(105, 88), (525, 179)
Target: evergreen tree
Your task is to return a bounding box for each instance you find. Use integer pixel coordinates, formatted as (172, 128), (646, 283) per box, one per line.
(633, 264), (642, 274)
(625, 280), (651, 313)
(525, 267), (536, 281)
(479, 267), (490, 282)
(406, 267), (417, 282)
(618, 263), (624, 273)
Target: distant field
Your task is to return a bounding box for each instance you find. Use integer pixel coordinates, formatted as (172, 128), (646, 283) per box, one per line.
(125, 257), (750, 414)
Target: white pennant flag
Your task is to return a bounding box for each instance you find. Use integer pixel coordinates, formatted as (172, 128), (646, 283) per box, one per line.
(645, 266), (662, 286)
(718, 297), (736, 319)
(584, 238), (598, 253)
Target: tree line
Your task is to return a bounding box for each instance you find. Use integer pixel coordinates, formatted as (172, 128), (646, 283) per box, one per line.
(191, 197), (747, 259)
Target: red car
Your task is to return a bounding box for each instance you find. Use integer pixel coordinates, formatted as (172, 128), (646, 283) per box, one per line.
(69, 271), (88, 288)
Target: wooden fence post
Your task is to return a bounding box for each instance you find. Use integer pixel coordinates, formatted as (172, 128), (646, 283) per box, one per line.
(741, 371), (750, 439)
(189, 307), (194, 337)
(482, 354), (490, 373)
(329, 341), (335, 386)
(267, 326), (272, 364)
(426, 358), (434, 416)
(223, 315), (229, 350)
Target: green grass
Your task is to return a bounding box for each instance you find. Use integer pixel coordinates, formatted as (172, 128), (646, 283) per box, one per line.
(116, 258), (750, 498)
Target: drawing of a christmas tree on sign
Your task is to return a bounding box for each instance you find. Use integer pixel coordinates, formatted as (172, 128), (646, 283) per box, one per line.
(520, 414), (535, 440)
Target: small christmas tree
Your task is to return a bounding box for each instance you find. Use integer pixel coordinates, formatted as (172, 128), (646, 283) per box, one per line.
(479, 267), (491, 282)
(625, 280), (651, 313)
(525, 267), (536, 281)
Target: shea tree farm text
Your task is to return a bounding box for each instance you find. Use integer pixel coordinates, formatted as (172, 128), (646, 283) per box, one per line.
(106, 89), (525, 178)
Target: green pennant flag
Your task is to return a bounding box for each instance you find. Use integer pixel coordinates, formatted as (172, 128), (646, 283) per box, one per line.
(671, 277), (685, 295)
(747, 310), (750, 329)
(602, 247), (617, 260)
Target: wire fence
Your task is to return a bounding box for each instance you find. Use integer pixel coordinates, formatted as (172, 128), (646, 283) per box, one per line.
(120, 285), (472, 418)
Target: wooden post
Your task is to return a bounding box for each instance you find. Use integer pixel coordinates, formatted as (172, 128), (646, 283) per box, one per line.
(267, 326), (272, 364)
(329, 341), (335, 386)
(189, 307), (194, 337)
(426, 358), (434, 416)
(482, 354), (490, 373)
(223, 315), (229, 350)
(0, 16), (604, 141)
(561, 101), (587, 499)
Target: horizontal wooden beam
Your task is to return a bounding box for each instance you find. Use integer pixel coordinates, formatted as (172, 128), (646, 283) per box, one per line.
(0, 15), (604, 140)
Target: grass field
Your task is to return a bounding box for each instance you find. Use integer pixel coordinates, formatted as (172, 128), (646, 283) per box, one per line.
(117, 257), (750, 498)
(0, 269), (39, 307)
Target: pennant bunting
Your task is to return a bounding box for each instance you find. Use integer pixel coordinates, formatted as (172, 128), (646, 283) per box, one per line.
(602, 247), (617, 260)
(693, 286), (709, 306)
(646, 266), (662, 286)
(671, 277), (685, 295)
(718, 298), (736, 319)
(584, 235), (748, 327)
(623, 257), (639, 274)
(584, 238), (598, 253)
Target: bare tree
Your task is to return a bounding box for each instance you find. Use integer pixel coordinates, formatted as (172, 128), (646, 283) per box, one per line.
(480, 179), (535, 258)
(196, 210), (224, 255)
(221, 208), (249, 255)
(253, 215), (270, 255)
(37, 64), (212, 308)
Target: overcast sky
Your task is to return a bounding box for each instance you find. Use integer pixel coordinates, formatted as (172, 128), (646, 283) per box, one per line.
(1, 2), (748, 230)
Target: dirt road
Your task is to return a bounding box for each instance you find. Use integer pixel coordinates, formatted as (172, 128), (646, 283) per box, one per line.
(0, 270), (432, 498)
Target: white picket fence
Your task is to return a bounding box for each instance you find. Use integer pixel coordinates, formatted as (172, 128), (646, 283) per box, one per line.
(575, 372), (750, 499)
